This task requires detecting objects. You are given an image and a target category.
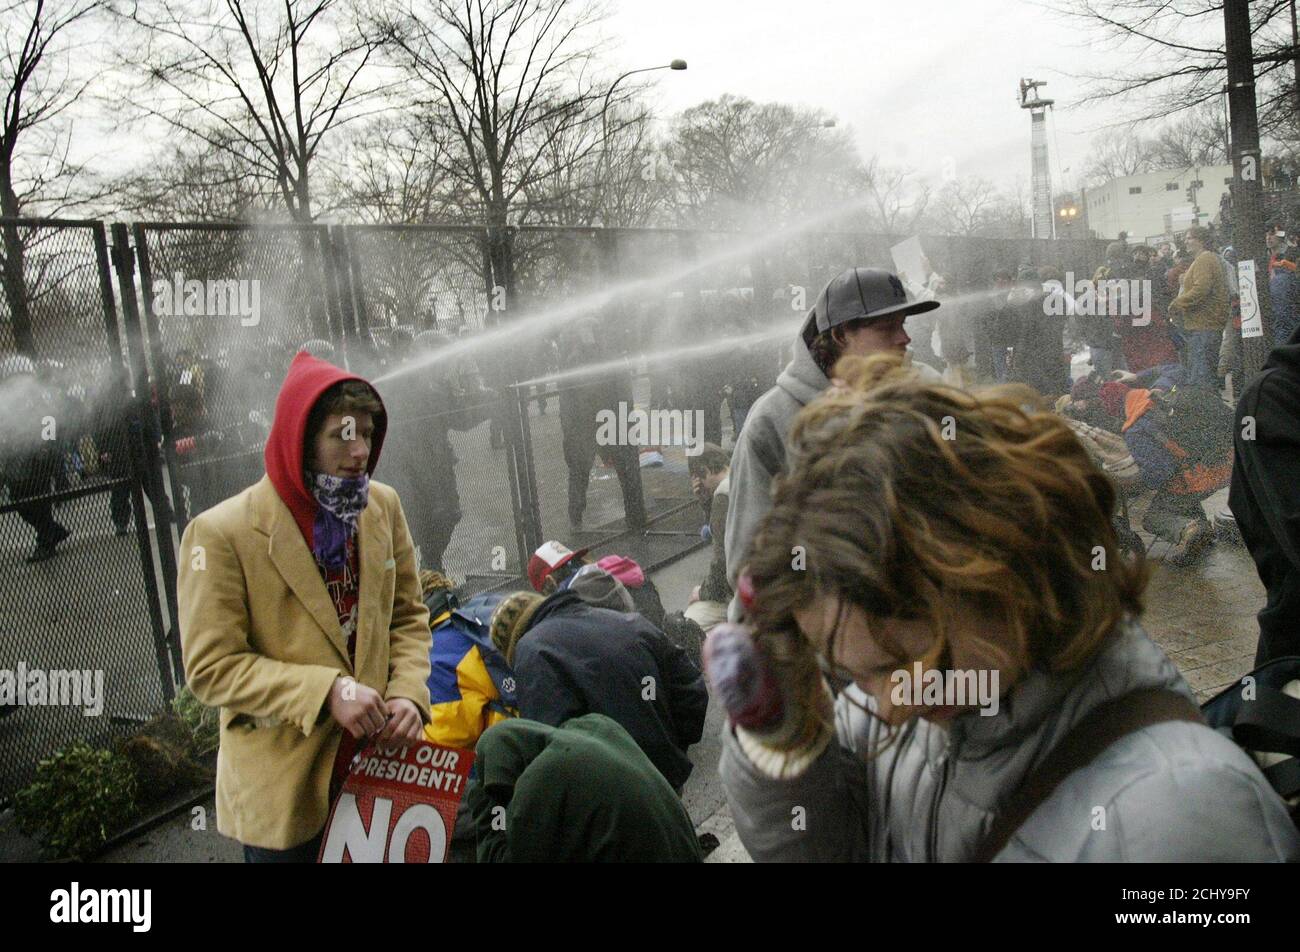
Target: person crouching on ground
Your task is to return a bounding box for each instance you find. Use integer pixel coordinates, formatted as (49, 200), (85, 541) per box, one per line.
(488, 587), (708, 793)
(527, 539), (665, 626)
(419, 570), (517, 751)
(685, 442), (732, 632)
(178, 351), (431, 862)
(707, 352), (1298, 862)
(467, 714), (703, 862)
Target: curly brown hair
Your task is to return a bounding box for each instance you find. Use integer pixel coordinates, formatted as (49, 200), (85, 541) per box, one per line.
(744, 352), (1148, 717)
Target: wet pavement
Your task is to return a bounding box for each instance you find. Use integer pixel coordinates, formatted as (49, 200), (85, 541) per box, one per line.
(1128, 487), (1261, 703)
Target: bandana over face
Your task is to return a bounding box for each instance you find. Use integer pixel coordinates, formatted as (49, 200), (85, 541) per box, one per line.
(309, 471), (370, 570)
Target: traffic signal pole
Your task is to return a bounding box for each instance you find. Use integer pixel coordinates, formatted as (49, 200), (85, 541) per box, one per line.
(1224, 0), (1275, 379)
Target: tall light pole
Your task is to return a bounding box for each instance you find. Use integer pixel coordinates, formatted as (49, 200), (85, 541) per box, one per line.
(598, 60), (687, 222)
(1224, 0), (1274, 378)
(1019, 78), (1055, 239)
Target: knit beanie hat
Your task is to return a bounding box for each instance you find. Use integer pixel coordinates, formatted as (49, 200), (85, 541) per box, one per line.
(420, 570), (459, 620)
(490, 591), (545, 665)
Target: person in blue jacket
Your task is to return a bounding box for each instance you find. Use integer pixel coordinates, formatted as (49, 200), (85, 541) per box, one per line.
(487, 587), (708, 792)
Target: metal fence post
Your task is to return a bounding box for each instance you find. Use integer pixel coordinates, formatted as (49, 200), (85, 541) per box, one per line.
(111, 223), (183, 688)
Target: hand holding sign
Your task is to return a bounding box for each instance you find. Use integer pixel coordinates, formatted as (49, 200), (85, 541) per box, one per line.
(328, 676), (387, 738)
(319, 739), (473, 863)
(378, 697), (424, 749)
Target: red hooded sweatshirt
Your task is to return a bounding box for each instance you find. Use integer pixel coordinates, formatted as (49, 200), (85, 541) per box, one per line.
(264, 351), (388, 552)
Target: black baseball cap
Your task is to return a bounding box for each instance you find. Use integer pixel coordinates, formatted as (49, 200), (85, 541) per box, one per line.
(801, 268), (940, 345)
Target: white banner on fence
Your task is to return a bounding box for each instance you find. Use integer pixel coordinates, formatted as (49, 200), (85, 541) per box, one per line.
(1238, 259), (1264, 340)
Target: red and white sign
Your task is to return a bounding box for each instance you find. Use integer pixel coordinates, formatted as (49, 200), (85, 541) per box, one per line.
(318, 740), (473, 863)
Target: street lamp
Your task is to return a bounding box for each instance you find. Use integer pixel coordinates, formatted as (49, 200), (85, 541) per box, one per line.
(599, 60), (688, 219)
(602, 60), (688, 142)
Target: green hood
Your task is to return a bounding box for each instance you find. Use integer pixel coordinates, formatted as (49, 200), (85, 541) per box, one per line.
(468, 714), (703, 863)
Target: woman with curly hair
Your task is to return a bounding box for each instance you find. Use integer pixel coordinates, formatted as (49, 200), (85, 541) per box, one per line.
(706, 353), (1298, 862)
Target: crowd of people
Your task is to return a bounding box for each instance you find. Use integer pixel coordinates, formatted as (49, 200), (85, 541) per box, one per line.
(11, 220), (1300, 861)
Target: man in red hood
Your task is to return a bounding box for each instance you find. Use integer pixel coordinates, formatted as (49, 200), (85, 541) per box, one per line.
(178, 352), (431, 861)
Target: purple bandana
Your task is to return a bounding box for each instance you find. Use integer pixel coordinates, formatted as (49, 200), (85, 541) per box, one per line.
(308, 471), (370, 570)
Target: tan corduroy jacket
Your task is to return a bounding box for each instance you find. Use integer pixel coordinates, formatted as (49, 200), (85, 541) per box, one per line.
(178, 476), (431, 849)
(1171, 249), (1230, 331)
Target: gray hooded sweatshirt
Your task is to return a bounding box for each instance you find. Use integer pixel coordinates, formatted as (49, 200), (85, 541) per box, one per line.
(724, 329), (829, 595)
(720, 620), (1300, 862)
(723, 328), (941, 600)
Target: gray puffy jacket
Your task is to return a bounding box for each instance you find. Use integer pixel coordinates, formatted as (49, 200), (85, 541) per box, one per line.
(720, 621), (1300, 862)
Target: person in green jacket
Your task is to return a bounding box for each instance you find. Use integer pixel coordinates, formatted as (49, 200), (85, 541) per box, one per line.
(467, 714), (704, 863)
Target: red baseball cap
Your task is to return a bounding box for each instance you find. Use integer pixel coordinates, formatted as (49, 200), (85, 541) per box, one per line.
(527, 541), (590, 592)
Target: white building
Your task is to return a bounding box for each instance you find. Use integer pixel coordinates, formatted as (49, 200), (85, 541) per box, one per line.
(1083, 164), (1232, 241)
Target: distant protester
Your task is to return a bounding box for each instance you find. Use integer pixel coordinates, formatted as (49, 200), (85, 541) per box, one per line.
(556, 316), (647, 532)
(467, 714), (703, 862)
(686, 443), (732, 632)
(1116, 245), (1178, 373)
(1005, 266), (1070, 400)
(1, 355), (71, 563)
(488, 587), (708, 792)
(709, 352), (1299, 862)
(1168, 226), (1229, 387)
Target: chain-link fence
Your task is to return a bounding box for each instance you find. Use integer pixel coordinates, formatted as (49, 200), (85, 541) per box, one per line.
(343, 224), (492, 339)
(133, 223), (346, 531)
(0, 219), (173, 803)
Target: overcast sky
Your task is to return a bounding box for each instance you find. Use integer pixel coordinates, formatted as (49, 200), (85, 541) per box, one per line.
(605, 0), (1217, 194)
(71, 0), (1224, 197)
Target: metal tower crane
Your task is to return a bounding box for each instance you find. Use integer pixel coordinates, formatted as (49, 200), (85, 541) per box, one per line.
(1019, 78), (1056, 239)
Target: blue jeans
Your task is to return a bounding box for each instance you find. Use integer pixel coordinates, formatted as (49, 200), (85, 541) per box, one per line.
(244, 830), (323, 863)
(1183, 329), (1222, 387)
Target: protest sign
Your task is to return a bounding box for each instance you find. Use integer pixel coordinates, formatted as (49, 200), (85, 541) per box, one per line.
(319, 740), (473, 863)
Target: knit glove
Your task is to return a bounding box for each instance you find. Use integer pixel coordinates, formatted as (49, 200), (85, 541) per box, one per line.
(703, 622), (835, 780)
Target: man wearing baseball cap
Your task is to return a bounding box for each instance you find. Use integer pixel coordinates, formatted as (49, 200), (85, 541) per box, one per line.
(528, 539), (669, 625)
(723, 268), (941, 618)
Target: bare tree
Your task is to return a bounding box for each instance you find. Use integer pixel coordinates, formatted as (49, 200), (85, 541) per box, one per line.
(516, 98), (667, 227)
(117, 0), (391, 223)
(662, 94), (865, 231)
(1149, 102), (1231, 167)
(377, 0), (611, 294)
(930, 176), (1002, 236)
(981, 178), (1034, 238)
(327, 111), (469, 225)
(2, 0), (109, 356)
(113, 135), (277, 221)
(324, 111), (485, 332)
(1081, 129), (1159, 185)
(861, 157), (930, 234)
(1052, 0), (1300, 138)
